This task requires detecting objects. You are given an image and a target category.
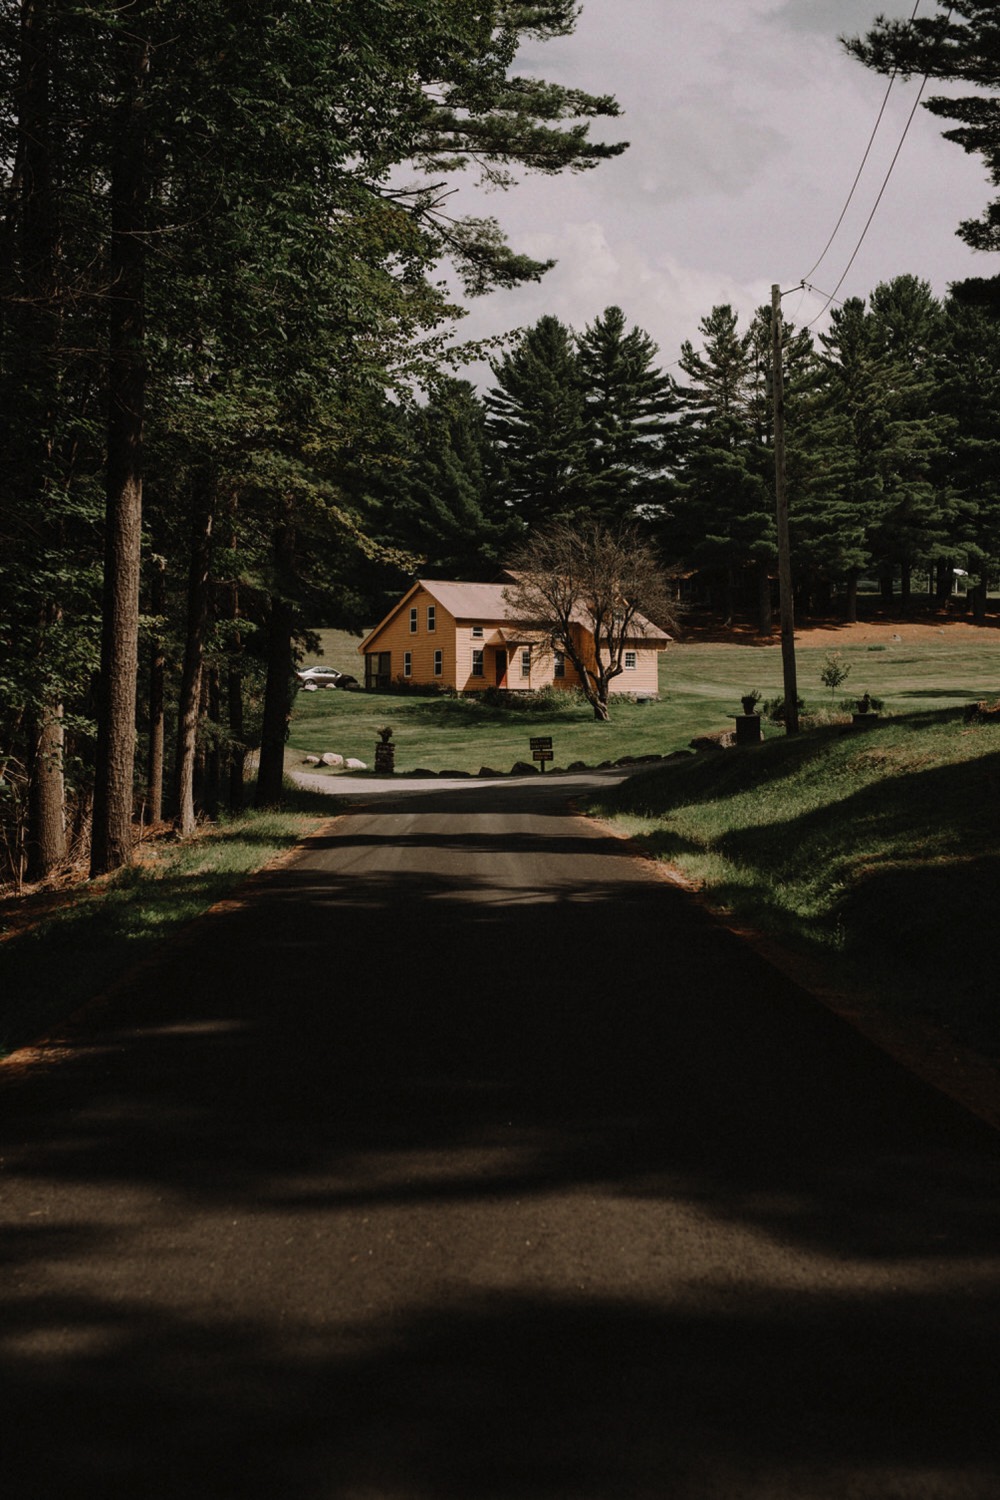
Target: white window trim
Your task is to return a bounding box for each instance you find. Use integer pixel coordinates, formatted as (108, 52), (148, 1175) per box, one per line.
(433, 649), (443, 677)
(409, 607), (418, 634)
(471, 649), (484, 677)
(403, 651), (412, 678)
(520, 647), (531, 679)
(624, 651), (637, 670)
(427, 605), (436, 632)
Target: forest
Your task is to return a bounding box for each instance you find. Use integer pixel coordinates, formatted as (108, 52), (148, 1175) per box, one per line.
(3, 0), (1000, 886)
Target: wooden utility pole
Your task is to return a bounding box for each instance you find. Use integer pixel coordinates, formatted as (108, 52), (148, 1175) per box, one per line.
(771, 284), (799, 735)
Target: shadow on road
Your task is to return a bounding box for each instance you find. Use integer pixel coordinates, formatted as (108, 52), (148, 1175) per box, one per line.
(3, 791), (1000, 1498)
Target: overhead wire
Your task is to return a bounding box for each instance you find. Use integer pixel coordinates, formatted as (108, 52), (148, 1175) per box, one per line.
(801, 2), (956, 328)
(800, 0), (922, 287)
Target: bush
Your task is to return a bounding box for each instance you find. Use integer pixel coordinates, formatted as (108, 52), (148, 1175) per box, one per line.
(762, 693), (807, 723)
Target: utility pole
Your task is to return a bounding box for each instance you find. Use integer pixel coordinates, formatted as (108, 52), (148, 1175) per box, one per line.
(771, 284), (799, 735)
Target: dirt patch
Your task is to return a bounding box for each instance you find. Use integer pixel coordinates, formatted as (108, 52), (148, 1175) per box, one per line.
(681, 608), (1000, 649)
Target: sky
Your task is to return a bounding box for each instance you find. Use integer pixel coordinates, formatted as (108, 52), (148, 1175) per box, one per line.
(446, 0), (993, 381)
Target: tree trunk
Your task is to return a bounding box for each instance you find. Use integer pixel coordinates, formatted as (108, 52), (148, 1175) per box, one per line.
(228, 660), (246, 814)
(972, 581), (988, 625)
(900, 563), (911, 613)
(145, 554), (166, 823)
(205, 667), (222, 818)
(255, 515), (296, 808)
(17, 3), (65, 882)
(26, 706), (65, 882)
(90, 34), (148, 877)
(174, 490), (213, 837)
(756, 562), (772, 636)
(843, 570), (859, 624)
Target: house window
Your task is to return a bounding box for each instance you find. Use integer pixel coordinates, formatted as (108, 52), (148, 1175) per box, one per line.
(409, 607), (418, 634)
(427, 605), (436, 632)
(520, 647), (531, 679)
(624, 651), (637, 670)
(434, 649), (443, 677)
(471, 625), (484, 639)
(471, 649), (484, 677)
(554, 650), (565, 679)
(403, 651), (412, 678)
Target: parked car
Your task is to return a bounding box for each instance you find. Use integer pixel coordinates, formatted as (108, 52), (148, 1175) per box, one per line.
(296, 666), (343, 689)
(295, 665), (360, 691)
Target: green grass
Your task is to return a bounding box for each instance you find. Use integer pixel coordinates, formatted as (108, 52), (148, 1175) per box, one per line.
(289, 629), (1000, 775)
(585, 707), (1000, 1057)
(0, 787), (337, 1056)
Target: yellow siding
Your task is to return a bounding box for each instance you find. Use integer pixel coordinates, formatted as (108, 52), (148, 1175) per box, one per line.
(361, 586), (665, 697)
(362, 586), (456, 688)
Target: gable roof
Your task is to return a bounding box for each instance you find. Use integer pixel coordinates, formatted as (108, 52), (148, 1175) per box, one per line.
(359, 576), (671, 652)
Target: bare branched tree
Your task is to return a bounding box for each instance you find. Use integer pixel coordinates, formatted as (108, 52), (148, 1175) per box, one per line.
(502, 523), (675, 721)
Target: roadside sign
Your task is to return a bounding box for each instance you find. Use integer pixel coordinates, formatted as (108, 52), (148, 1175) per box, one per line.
(529, 735), (554, 771)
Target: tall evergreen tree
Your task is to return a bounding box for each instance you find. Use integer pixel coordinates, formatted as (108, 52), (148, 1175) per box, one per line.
(486, 315), (589, 530)
(667, 304), (813, 630)
(0, 1), (628, 869)
(846, 3), (1000, 305)
(575, 305), (676, 525)
(381, 381), (514, 582)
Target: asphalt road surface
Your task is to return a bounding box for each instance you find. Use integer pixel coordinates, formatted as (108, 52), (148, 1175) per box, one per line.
(3, 773), (1000, 1500)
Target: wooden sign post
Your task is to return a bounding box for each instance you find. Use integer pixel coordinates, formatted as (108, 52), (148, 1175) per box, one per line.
(529, 735), (554, 772)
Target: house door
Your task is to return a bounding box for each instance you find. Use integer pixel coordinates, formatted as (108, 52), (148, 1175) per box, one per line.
(494, 648), (507, 686)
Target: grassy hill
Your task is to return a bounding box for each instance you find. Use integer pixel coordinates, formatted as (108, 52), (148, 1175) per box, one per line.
(585, 705), (1000, 1059)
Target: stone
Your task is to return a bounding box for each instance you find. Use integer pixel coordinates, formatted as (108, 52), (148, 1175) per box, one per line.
(344, 757), (367, 770)
(320, 753), (344, 767)
(303, 755), (321, 765)
(510, 761), (539, 774)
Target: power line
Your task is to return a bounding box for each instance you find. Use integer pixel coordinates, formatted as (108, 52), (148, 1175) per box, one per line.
(801, 0), (922, 285)
(803, 3), (956, 328)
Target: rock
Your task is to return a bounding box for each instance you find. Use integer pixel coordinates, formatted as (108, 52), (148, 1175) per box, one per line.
(344, 757), (367, 770)
(410, 769), (438, 777)
(567, 761), (589, 771)
(303, 755), (321, 765)
(302, 681), (318, 692)
(439, 769), (471, 778)
(478, 767), (504, 778)
(510, 761), (538, 774)
(320, 753), (344, 767)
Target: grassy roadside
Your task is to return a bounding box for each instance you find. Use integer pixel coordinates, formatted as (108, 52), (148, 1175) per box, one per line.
(584, 707), (1000, 1059)
(0, 787), (338, 1057)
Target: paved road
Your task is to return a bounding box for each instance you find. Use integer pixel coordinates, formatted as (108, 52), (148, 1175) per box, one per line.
(3, 775), (1000, 1500)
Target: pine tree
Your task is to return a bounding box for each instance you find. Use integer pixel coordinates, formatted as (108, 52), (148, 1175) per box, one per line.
(575, 305), (676, 526)
(668, 305), (808, 630)
(486, 315), (589, 530)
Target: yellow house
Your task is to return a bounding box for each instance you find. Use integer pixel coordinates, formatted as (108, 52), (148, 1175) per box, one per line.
(358, 579), (670, 697)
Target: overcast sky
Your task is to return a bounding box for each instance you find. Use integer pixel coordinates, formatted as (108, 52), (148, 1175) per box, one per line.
(448, 0), (992, 381)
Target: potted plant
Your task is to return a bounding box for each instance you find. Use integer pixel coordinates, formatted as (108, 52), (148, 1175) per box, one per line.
(741, 690), (762, 716)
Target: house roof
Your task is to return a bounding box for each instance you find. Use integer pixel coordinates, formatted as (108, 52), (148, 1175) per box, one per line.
(359, 577), (671, 651)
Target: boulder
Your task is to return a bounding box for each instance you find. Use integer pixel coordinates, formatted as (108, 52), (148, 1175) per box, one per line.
(510, 761), (538, 775)
(302, 755), (321, 765)
(320, 752), (344, 767)
(478, 767), (504, 778)
(345, 757), (367, 770)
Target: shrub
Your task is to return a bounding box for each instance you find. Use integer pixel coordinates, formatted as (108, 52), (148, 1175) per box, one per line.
(762, 693), (807, 723)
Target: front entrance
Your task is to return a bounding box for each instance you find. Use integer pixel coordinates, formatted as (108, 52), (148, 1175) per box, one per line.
(494, 648), (508, 687)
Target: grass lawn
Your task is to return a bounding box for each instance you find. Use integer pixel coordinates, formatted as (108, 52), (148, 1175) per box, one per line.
(290, 624), (1000, 775)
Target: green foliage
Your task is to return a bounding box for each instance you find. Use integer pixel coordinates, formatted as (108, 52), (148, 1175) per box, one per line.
(819, 652), (851, 696)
